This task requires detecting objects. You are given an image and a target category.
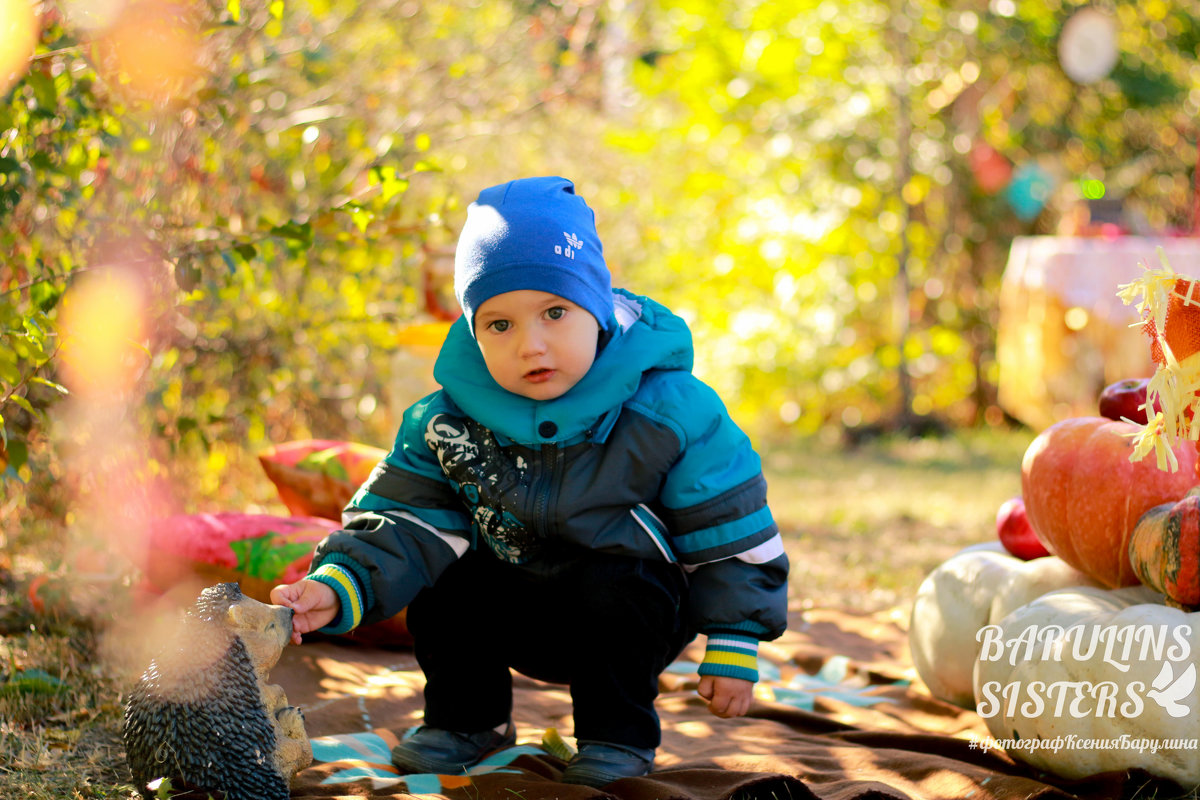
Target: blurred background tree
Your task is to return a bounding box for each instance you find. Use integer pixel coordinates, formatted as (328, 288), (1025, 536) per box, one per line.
(3, 0), (1200, 506)
(619, 0), (1200, 435)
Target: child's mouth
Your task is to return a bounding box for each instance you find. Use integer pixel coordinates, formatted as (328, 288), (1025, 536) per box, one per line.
(525, 368), (555, 383)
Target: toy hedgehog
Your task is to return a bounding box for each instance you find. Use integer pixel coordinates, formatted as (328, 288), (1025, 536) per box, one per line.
(123, 583), (312, 800)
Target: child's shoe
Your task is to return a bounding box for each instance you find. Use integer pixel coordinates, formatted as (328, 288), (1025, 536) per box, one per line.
(560, 741), (655, 786)
(390, 722), (516, 774)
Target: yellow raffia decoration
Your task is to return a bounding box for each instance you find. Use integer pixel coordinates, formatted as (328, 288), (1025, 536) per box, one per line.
(1116, 247), (1200, 472)
(541, 727), (577, 761)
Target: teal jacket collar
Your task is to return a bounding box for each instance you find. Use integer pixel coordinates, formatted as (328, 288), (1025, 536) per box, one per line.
(432, 289), (694, 446)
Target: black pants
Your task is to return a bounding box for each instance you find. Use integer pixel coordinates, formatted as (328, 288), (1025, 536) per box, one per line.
(406, 547), (694, 750)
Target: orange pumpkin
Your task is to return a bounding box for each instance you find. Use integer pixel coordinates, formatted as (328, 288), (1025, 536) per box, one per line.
(1129, 486), (1200, 609)
(1021, 416), (1199, 588)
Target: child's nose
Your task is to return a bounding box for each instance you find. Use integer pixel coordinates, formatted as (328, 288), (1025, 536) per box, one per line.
(517, 328), (548, 356)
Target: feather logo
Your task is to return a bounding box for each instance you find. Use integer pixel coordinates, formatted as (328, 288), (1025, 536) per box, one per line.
(1147, 661), (1196, 718)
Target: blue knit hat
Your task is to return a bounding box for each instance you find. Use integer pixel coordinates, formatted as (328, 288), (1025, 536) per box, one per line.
(454, 176), (614, 337)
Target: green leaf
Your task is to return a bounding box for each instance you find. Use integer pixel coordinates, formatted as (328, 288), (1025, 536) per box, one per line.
(0, 669), (65, 697)
(4, 437), (27, 470)
(0, 357), (20, 386)
(1112, 61), (1183, 108)
(349, 206), (372, 232)
(381, 176), (408, 204)
(9, 394), (37, 418)
(234, 243), (257, 261)
(269, 220), (313, 247)
(30, 281), (62, 312)
(175, 256), (201, 291)
(0, 188), (19, 215)
(27, 72), (57, 111)
(29, 376), (68, 395)
(22, 312), (50, 344)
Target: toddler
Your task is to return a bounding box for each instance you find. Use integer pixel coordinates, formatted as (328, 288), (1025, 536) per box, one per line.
(272, 176), (789, 786)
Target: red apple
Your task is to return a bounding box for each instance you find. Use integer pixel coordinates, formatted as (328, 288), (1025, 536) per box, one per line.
(996, 497), (1050, 560)
(1098, 377), (1157, 424)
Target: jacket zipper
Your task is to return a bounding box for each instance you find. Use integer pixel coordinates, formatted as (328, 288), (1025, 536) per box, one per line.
(533, 443), (563, 537)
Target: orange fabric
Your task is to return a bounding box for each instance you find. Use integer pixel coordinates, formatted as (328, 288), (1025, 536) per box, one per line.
(1143, 278), (1200, 365)
(258, 440), (387, 520)
(1136, 278), (1200, 479)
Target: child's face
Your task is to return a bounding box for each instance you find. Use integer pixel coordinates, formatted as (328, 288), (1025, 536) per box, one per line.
(474, 289), (600, 401)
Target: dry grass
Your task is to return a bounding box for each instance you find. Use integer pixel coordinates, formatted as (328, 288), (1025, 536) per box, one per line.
(766, 426), (1034, 615)
(0, 603), (135, 799)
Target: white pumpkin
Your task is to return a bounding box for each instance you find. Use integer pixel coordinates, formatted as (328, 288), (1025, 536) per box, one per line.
(909, 543), (1102, 708)
(974, 585), (1200, 787)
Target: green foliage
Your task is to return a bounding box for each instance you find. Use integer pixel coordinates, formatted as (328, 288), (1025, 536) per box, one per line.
(3, 0), (641, 499)
(0, 668), (67, 699)
(602, 0), (1200, 433)
(5, 0), (1200, 496)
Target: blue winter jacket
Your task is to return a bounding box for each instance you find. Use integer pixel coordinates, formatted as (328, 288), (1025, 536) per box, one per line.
(308, 289), (789, 682)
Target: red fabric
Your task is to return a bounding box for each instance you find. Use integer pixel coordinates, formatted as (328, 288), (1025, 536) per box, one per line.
(142, 512), (338, 598)
(141, 511), (412, 646)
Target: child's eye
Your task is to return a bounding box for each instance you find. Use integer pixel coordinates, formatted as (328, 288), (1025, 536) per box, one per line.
(488, 320), (510, 333)
(546, 307), (566, 320)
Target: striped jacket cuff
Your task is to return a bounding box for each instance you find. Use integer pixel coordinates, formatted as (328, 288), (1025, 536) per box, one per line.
(309, 563), (365, 635)
(699, 632), (759, 683)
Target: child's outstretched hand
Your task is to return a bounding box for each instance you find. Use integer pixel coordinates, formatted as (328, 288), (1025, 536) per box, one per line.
(271, 579), (339, 645)
(697, 675), (753, 718)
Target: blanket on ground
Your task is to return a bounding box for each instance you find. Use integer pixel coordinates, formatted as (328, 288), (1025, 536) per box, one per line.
(265, 607), (1183, 800)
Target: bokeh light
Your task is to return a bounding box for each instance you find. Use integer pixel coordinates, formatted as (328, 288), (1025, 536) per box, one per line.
(95, 0), (202, 104)
(1080, 179), (1106, 200)
(59, 0), (127, 33)
(58, 267), (148, 397)
(0, 0), (38, 97)
(56, 252), (179, 621)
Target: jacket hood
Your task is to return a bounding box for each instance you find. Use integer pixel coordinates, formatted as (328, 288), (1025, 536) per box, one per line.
(433, 289), (693, 445)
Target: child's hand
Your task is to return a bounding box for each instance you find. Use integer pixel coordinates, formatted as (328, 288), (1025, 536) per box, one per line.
(271, 579), (339, 645)
(697, 675), (754, 718)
